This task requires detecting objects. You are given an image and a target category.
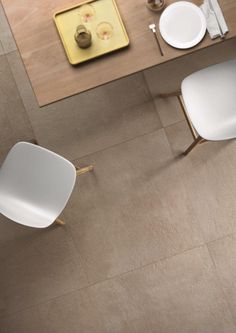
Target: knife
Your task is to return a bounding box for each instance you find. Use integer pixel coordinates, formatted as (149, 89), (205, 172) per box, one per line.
(208, 0), (225, 39)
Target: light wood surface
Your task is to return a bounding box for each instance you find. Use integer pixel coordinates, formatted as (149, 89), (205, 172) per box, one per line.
(1, 0), (236, 106)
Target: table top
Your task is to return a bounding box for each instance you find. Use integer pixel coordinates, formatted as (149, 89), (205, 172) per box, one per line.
(2, 0), (236, 106)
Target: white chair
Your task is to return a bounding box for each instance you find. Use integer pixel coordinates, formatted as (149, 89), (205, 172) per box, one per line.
(0, 142), (93, 228)
(160, 59), (236, 155)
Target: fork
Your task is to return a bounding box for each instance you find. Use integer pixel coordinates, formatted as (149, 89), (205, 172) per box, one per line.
(149, 23), (164, 56)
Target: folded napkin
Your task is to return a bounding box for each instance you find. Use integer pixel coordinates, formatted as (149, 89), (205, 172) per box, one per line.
(201, 0), (229, 39)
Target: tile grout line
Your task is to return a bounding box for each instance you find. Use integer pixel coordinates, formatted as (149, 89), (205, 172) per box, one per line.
(141, 71), (186, 130)
(5, 51), (37, 143)
(0, 241), (207, 321)
(0, 2), (18, 54)
(206, 243), (236, 329)
(3, 230), (236, 321)
(163, 126), (177, 156)
(63, 221), (91, 289)
(0, 54), (20, 143)
(2, 48), (17, 57)
(141, 72), (188, 156)
(141, 71), (164, 128)
(67, 76), (166, 162)
(206, 231), (236, 246)
(141, 71), (154, 100)
(6, 49), (39, 108)
(164, 118), (186, 131)
(71, 127), (165, 164)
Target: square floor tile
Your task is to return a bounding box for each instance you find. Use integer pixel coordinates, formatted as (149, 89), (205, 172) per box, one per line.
(0, 138), (14, 164)
(0, 41), (4, 56)
(2, 246), (234, 333)
(0, 3), (17, 54)
(65, 129), (204, 283)
(0, 55), (34, 143)
(0, 223), (88, 316)
(154, 96), (184, 127)
(105, 73), (151, 111)
(112, 246), (235, 333)
(165, 120), (194, 155)
(208, 233), (236, 323)
(166, 121), (236, 242)
(0, 288), (102, 333)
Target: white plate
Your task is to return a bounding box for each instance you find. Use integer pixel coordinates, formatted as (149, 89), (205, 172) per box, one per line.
(159, 1), (207, 49)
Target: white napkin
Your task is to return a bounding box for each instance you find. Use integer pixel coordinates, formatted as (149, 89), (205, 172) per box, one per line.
(200, 0), (229, 39)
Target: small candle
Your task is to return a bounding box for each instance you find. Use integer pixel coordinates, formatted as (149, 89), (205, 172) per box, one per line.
(148, 0), (162, 4)
(147, 0), (165, 11)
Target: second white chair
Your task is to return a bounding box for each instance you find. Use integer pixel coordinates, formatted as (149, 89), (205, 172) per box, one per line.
(160, 58), (236, 155)
(0, 142), (93, 228)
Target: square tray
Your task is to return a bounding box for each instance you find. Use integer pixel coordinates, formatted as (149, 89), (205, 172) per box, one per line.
(54, 0), (129, 65)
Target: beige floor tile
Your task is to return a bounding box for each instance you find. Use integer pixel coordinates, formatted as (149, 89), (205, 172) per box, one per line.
(65, 129), (204, 283)
(0, 55), (34, 143)
(0, 3), (17, 54)
(0, 214), (36, 248)
(0, 40), (4, 56)
(166, 121), (236, 242)
(0, 55), (15, 142)
(7, 51), (161, 160)
(208, 233), (236, 324)
(2, 246), (235, 333)
(0, 223), (88, 316)
(190, 141), (236, 242)
(144, 38), (236, 97)
(165, 120), (194, 155)
(6, 51), (38, 114)
(154, 96), (184, 127)
(0, 99), (13, 143)
(0, 289), (103, 333)
(0, 138), (14, 164)
(37, 97), (161, 161)
(115, 246), (235, 333)
(0, 281), (133, 333)
(2, 18), (236, 333)
(105, 73), (151, 111)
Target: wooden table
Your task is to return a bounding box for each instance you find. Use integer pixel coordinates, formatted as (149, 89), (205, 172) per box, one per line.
(2, 0), (236, 106)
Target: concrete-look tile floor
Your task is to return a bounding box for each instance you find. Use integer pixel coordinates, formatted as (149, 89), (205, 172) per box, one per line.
(2, 3), (236, 331)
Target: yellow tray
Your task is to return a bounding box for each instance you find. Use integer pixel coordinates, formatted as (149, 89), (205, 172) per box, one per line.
(54, 0), (129, 65)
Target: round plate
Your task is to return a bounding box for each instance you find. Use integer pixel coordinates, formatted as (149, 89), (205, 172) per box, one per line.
(159, 1), (207, 49)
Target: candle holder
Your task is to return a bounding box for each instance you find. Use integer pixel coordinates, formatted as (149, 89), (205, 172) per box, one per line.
(146, 0), (165, 12)
(74, 25), (92, 49)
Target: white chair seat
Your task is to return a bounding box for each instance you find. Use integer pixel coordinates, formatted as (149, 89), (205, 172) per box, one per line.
(0, 142), (76, 228)
(181, 59), (236, 141)
(0, 193), (55, 228)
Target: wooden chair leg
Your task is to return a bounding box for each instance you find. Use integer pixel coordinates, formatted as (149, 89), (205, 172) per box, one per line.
(76, 165), (94, 176)
(177, 95), (199, 140)
(55, 218), (65, 226)
(54, 165), (94, 227)
(159, 90), (209, 155)
(183, 136), (203, 156)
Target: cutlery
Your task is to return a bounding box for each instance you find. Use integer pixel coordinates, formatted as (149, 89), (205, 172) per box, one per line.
(149, 23), (164, 56)
(208, 0), (225, 38)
